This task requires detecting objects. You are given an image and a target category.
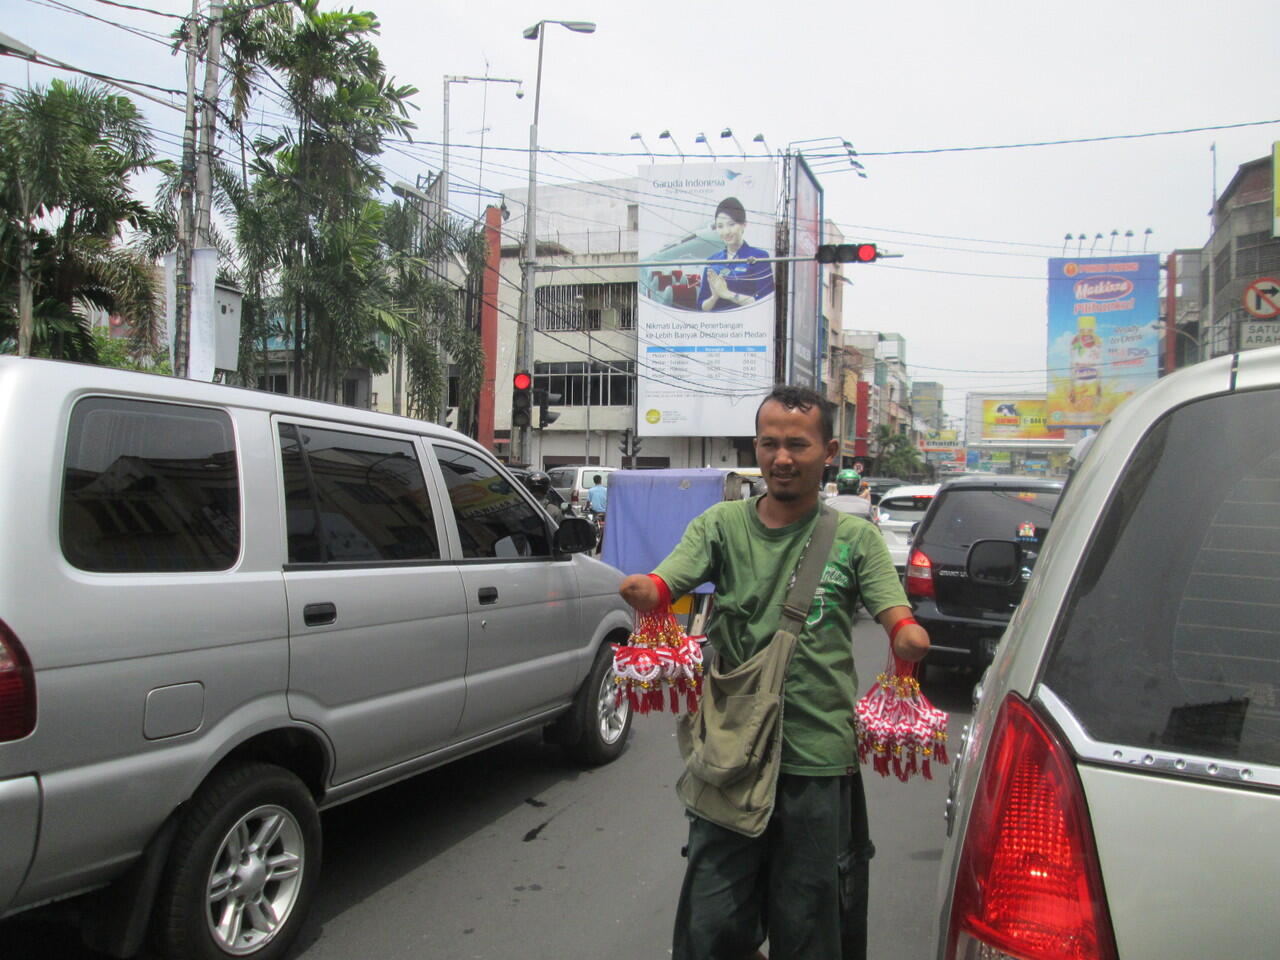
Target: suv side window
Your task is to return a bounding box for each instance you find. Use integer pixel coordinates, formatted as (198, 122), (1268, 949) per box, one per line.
(434, 446), (551, 559)
(61, 397), (240, 572)
(279, 423), (439, 563)
(1045, 389), (1280, 767)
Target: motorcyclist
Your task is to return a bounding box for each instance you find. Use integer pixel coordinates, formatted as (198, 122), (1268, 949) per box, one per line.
(835, 467), (862, 495)
(523, 471), (562, 523)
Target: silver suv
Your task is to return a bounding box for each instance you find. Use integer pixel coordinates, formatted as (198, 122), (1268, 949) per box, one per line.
(936, 348), (1280, 959)
(0, 357), (634, 960)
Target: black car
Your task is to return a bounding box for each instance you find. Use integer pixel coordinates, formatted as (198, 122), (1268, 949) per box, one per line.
(906, 475), (1063, 672)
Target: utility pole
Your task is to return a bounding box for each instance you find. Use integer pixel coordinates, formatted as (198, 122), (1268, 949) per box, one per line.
(173, 0), (200, 378)
(194, 0), (223, 246)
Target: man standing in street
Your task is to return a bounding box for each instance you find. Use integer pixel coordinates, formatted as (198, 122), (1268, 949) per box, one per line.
(619, 385), (930, 960)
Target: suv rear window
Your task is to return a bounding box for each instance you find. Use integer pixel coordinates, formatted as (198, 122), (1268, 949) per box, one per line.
(879, 494), (934, 521)
(922, 487), (1059, 549)
(61, 397), (240, 572)
(1044, 389), (1280, 767)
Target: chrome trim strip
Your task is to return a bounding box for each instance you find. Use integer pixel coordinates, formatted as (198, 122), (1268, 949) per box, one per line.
(1036, 685), (1280, 789)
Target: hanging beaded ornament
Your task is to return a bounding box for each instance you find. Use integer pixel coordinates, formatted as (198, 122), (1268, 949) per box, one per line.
(612, 575), (703, 715)
(855, 646), (949, 782)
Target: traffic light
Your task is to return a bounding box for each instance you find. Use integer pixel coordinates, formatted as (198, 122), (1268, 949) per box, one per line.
(512, 371), (533, 428)
(533, 389), (561, 428)
(815, 243), (878, 264)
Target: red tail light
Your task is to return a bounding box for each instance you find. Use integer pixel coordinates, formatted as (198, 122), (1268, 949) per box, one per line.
(0, 618), (36, 741)
(946, 695), (1117, 960)
(571, 489), (579, 505)
(906, 549), (935, 598)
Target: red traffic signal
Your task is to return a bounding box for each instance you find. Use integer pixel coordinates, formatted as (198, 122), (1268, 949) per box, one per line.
(512, 371), (533, 428)
(816, 243), (878, 264)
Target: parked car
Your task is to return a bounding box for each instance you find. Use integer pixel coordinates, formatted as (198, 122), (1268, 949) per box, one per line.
(876, 484), (939, 572)
(546, 464), (617, 516)
(905, 476), (1061, 671)
(936, 348), (1280, 959)
(0, 357), (635, 960)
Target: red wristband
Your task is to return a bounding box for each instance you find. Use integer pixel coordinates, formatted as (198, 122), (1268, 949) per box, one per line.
(647, 573), (672, 608)
(889, 616), (918, 642)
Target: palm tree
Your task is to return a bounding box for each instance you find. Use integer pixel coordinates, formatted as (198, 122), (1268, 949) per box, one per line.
(0, 79), (160, 358)
(218, 0), (417, 399)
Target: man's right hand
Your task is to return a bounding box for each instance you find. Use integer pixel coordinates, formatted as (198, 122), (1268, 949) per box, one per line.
(619, 574), (660, 612)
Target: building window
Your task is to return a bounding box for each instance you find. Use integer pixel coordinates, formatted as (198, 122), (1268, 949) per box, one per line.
(536, 282), (637, 332)
(1236, 231), (1280, 278)
(258, 374), (288, 394)
(627, 204), (639, 232)
(534, 361), (635, 407)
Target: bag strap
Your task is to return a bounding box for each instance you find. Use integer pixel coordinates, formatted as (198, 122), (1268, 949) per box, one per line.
(778, 505), (838, 633)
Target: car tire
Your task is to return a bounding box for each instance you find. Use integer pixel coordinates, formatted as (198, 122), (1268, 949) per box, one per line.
(565, 642), (632, 766)
(153, 762), (321, 960)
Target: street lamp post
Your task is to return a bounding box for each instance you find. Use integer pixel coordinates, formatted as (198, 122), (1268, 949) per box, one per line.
(517, 19), (595, 465)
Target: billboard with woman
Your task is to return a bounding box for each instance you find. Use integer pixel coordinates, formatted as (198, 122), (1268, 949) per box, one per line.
(636, 161), (778, 437)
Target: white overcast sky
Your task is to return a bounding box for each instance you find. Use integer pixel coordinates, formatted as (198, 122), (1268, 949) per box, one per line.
(6, 0), (1278, 418)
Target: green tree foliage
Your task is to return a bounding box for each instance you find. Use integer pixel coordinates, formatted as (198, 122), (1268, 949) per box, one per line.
(0, 79), (162, 360)
(871, 423), (925, 479)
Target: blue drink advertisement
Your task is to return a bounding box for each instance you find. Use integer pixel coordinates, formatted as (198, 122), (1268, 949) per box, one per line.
(1046, 255), (1160, 428)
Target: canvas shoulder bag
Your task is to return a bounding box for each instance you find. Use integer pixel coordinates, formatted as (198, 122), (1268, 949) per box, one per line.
(675, 505), (838, 838)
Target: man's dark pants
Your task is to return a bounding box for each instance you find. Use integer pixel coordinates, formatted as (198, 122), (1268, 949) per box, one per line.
(672, 772), (874, 960)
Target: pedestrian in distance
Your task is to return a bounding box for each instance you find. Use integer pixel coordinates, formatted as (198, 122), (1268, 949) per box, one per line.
(619, 384), (930, 960)
(587, 474), (608, 516)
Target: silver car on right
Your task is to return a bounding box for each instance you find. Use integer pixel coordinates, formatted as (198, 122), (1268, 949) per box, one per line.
(936, 348), (1280, 959)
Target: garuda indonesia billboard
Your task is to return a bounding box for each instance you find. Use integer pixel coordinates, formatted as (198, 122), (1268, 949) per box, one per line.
(635, 162), (777, 437)
(1046, 255), (1159, 428)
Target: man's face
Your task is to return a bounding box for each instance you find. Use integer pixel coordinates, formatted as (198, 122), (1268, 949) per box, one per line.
(754, 400), (838, 503)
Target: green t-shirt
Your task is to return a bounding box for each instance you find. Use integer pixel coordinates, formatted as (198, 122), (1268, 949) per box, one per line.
(654, 497), (907, 775)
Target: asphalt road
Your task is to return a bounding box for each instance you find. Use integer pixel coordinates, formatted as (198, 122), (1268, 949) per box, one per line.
(2, 619), (975, 960)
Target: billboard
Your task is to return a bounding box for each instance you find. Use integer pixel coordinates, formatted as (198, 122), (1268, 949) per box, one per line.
(980, 399), (1066, 441)
(635, 162), (777, 437)
(1046, 255), (1160, 428)
(920, 428), (962, 452)
(789, 156), (823, 389)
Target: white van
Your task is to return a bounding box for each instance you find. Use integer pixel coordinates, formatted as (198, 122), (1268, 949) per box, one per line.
(0, 357), (634, 959)
(546, 465), (616, 516)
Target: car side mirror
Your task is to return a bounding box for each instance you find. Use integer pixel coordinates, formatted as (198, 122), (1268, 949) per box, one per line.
(967, 539), (1021, 587)
(554, 516), (596, 555)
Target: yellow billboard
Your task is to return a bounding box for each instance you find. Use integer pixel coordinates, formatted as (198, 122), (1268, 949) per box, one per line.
(981, 399), (1066, 441)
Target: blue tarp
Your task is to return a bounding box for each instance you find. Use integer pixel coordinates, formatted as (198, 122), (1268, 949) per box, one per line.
(601, 468), (729, 593)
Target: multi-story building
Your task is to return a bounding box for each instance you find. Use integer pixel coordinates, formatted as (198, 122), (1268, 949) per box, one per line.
(1202, 153), (1280, 359)
(912, 381), (945, 431)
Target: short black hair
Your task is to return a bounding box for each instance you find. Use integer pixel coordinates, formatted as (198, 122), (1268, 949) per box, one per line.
(593, 474), (602, 483)
(713, 196), (747, 225)
(755, 384), (834, 442)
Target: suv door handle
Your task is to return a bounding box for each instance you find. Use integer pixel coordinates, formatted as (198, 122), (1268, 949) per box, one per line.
(477, 587), (499, 605)
(303, 602), (337, 626)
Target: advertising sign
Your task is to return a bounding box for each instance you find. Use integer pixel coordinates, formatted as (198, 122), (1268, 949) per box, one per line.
(920, 428), (962, 452)
(789, 156), (823, 389)
(636, 162), (777, 437)
(980, 399), (1065, 441)
(1046, 255), (1160, 428)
